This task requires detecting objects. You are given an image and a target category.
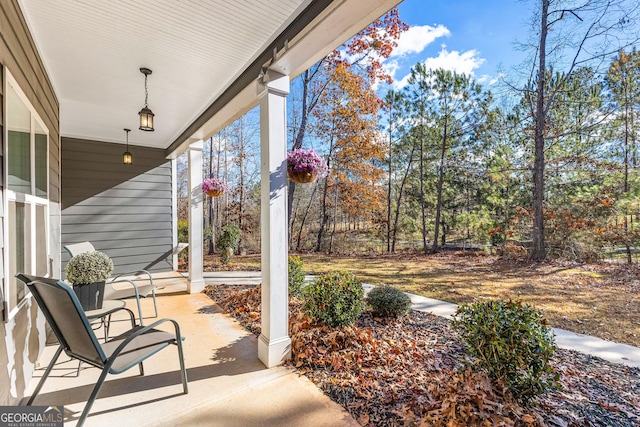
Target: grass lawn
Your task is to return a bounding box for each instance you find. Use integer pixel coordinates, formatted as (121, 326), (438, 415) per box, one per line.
(220, 251), (640, 348)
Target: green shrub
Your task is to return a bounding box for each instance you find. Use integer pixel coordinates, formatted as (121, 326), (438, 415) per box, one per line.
(217, 224), (241, 264)
(366, 285), (411, 317)
(288, 256), (305, 297)
(302, 271), (364, 327)
(177, 219), (189, 243)
(452, 298), (559, 403)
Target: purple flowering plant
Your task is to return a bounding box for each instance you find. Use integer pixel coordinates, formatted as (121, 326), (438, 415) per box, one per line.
(202, 177), (229, 194)
(287, 148), (328, 178)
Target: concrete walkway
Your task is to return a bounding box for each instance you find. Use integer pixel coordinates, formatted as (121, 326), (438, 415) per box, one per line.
(366, 285), (640, 368)
(202, 271), (261, 285)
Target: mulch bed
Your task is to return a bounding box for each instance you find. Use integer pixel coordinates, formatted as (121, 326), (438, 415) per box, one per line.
(204, 285), (640, 427)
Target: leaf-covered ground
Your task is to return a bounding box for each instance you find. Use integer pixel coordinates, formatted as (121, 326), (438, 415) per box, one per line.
(202, 251), (640, 348)
(205, 284), (640, 427)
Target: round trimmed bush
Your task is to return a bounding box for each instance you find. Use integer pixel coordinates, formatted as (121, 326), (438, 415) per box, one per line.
(302, 271), (364, 327)
(217, 224), (241, 264)
(366, 285), (411, 317)
(452, 298), (559, 403)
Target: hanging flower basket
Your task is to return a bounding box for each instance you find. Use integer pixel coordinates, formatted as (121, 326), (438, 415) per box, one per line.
(288, 170), (318, 183)
(286, 148), (328, 184)
(202, 177), (229, 197)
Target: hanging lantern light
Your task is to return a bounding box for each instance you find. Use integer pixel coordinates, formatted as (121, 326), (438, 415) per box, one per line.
(123, 128), (132, 164)
(138, 67), (154, 131)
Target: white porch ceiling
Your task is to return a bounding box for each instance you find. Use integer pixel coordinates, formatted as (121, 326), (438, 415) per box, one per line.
(18, 0), (310, 149)
(18, 0), (401, 154)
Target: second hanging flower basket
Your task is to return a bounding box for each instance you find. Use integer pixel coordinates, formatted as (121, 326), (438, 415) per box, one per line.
(202, 177), (229, 197)
(287, 148), (328, 184)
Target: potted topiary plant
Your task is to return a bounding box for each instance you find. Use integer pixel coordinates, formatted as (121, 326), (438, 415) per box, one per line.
(286, 148), (328, 183)
(202, 177), (229, 197)
(65, 251), (114, 310)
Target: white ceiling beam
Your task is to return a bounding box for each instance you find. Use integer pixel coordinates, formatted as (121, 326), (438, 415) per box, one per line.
(270, 0), (402, 77)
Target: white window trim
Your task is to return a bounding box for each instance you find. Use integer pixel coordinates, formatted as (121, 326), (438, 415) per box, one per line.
(3, 69), (50, 320)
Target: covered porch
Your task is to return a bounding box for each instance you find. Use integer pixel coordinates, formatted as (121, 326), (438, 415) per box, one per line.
(1, 0), (401, 410)
(25, 272), (357, 426)
(9, 0), (400, 370)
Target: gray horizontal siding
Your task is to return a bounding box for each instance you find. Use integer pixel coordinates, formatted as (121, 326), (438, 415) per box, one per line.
(64, 205), (172, 215)
(62, 137), (174, 276)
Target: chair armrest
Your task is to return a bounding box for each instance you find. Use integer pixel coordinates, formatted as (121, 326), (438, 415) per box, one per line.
(111, 269), (153, 285)
(106, 279), (141, 300)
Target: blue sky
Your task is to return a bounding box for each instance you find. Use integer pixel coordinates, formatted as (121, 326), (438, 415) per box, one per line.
(388, 0), (536, 89)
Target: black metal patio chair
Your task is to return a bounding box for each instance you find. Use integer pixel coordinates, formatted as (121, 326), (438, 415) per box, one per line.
(16, 274), (188, 427)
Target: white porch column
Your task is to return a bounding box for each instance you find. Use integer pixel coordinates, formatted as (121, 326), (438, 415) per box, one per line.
(187, 140), (205, 293)
(258, 70), (291, 368)
(171, 158), (179, 271)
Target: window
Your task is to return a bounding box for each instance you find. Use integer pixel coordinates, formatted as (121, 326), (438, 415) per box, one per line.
(4, 71), (49, 318)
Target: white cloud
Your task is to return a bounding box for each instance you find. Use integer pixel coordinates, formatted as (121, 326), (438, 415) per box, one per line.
(379, 24), (450, 81)
(477, 73), (503, 86)
(382, 59), (400, 78)
(394, 45), (486, 88)
(423, 45), (485, 75)
(391, 24), (451, 58)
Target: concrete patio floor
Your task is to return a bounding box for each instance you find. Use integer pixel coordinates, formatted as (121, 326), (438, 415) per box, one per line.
(23, 272), (358, 427)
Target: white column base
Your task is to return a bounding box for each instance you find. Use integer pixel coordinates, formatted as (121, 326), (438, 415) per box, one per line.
(258, 334), (292, 368)
(188, 278), (205, 294)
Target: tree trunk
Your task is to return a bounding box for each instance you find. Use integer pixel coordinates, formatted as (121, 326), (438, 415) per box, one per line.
(223, 134), (229, 226)
(296, 184), (317, 251)
(624, 80), (632, 263)
(387, 135), (391, 253)
(237, 122), (246, 252)
(208, 137), (215, 255)
(419, 128), (428, 253)
(316, 157), (332, 252)
(440, 221), (447, 247)
(328, 178), (339, 254)
(531, 0), (548, 261)
(391, 144), (416, 252)
(387, 121), (393, 254)
(431, 121), (448, 254)
(288, 70), (310, 240)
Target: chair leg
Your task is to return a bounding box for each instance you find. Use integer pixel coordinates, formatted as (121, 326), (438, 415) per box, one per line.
(27, 346), (64, 405)
(76, 367), (110, 427)
(104, 314), (112, 341)
(176, 338), (188, 394)
(134, 295), (144, 326)
(151, 289), (158, 318)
